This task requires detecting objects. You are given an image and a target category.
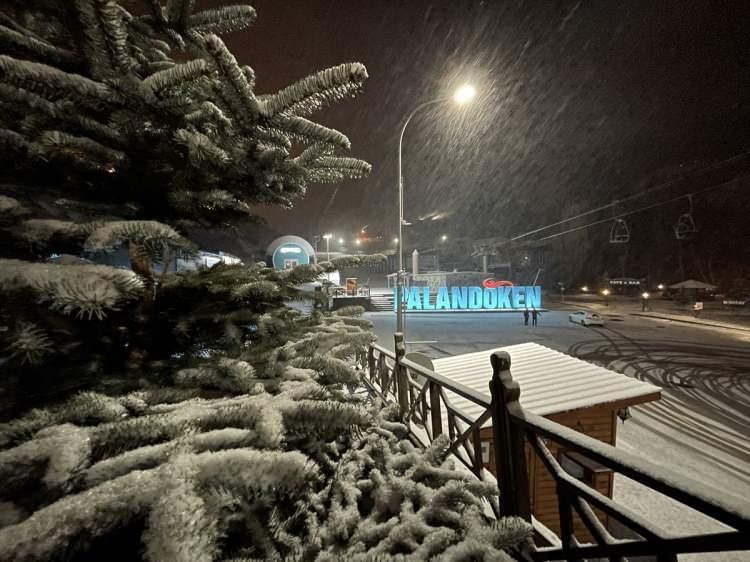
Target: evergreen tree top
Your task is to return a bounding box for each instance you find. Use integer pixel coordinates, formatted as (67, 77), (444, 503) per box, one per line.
(0, 1), (371, 226)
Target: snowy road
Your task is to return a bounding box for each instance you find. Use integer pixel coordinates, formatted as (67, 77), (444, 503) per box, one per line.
(366, 310), (750, 561)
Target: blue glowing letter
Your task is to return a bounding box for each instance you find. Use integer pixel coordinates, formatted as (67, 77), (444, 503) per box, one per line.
(423, 287), (435, 310)
(525, 286), (542, 309)
(451, 287), (468, 309)
(468, 287), (483, 309)
(497, 287), (512, 309)
(483, 288), (498, 308)
(511, 287), (525, 308)
(436, 287), (450, 309)
(407, 286), (422, 310)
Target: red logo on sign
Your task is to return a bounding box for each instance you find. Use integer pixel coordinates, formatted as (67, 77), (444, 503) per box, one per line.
(482, 278), (514, 289)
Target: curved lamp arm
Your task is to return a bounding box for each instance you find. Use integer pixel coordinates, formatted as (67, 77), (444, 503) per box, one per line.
(396, 96), (449, 333)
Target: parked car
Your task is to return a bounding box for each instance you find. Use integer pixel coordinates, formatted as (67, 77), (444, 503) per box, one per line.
(568, 311), (604, 326)
(722, 290), (750, 307)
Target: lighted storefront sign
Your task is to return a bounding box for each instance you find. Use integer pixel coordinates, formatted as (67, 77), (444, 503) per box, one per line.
(394, 285), (542, 311)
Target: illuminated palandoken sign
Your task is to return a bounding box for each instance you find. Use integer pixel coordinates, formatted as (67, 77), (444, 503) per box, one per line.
(394, 280), (542, 311)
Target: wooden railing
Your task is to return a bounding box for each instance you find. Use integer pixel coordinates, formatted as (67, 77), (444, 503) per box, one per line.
(364, 334), (750, 561)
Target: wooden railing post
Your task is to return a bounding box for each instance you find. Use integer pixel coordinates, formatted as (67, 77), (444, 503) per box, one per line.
(394, 333), (409, 420)
(429, 381), (443, 438)
(367, 345), (375, 382)
(490, 351), (531, 521)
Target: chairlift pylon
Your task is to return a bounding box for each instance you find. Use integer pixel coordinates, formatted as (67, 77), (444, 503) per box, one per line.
(673, 195), (698, 240)
(609, 218), (630, 244)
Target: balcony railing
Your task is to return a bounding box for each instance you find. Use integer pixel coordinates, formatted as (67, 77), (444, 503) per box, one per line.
(363, 334), (750, 561)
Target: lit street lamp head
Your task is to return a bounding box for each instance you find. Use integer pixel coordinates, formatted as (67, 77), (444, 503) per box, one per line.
(453, 84), (476, 104)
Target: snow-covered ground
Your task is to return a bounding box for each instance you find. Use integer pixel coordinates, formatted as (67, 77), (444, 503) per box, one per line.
(366, 310), (750, 560)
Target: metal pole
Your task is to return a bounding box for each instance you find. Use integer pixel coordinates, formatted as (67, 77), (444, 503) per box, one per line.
(396, 98), (447, 335)
(326, 237), (330, 262)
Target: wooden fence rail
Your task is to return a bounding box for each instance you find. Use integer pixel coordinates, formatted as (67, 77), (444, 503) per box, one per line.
(363, 334), (750, 562)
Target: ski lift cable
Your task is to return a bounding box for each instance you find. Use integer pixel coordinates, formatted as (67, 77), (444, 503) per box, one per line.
(510, 150), (750, 242)
(535, 175), (748, 242)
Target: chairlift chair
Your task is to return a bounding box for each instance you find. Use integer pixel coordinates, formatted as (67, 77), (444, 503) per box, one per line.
(609, 219), (630, 244)
(673, 195), (698, 240)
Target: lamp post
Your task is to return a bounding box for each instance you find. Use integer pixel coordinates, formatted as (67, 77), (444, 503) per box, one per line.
(641, 291), (650, 312)
(396, 84), (476, 334)
(322, 233), (332, 261)
(602, 288), (611, 306)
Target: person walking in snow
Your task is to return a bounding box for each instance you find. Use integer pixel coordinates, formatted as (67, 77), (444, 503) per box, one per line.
(523, 308), (529, 326)
(531, 308), (540, 327)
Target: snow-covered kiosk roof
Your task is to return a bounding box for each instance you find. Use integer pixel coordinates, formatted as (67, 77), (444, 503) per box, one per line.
(266, 235), (315, 269)
(419, 342), (661, 425)
(266, 235), (315, 258)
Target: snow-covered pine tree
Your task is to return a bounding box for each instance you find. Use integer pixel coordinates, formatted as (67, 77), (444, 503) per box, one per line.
(0, 0), (370, 409)
(0, 0), (370, 224)
(0, 2), (533, 559)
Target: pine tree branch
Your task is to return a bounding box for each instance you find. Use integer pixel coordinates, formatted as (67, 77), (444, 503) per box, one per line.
(0, 24), (79, 68)
(189, 5), (257, 35)
(166, 0), (195, 32)
(36, 130), (125, 169)
(271, 114), (350, 149)
(143, 58), (211, 97)
(0, 84), (123, 146)
(0, 54), (116, 103)
(197, 33), (261, 122)
(0, 127), (34, 154)
(174, 128), (230, 167)
(261, 62), (368, 118)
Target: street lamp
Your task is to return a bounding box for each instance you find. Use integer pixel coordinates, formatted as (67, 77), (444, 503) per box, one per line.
(602, 288), (610, 306)
(657, 283), (665, 291)
(453, 84), (476, 104)
(641, 291), (650, 312)
(396, 83), (477, 334)
(338, 238), (344, 245)
(322, 233), (333, 261)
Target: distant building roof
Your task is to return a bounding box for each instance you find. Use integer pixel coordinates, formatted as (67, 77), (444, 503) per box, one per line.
(422, 342), (661, 424)
(669, 279), (717, 290)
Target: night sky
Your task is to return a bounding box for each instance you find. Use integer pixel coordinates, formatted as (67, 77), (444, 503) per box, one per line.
(207, 1), (750, 246)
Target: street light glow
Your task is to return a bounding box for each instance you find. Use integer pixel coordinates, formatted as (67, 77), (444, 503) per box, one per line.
(642, 292), (650, 299)
(657, 284), (665, 290)
(602, 289), (610, 296)
(581, 286), (589, 292)
(338, 238), (344, 244)
(355, 239), (361, 245)
(322, 233), (332, 240)
(393, 237), (399, 244)
(441, 234), (448, 241)
(453, 84), (476, 104)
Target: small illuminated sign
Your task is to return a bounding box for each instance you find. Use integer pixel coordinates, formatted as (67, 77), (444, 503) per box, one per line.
(279, 246), (303, 253)
(394, 286), (542, 311)
(609, 279), (640, 286)
(482, 278), (513, 289)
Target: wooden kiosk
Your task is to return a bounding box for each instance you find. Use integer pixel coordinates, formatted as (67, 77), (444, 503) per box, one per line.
(413, 342), (661, 538)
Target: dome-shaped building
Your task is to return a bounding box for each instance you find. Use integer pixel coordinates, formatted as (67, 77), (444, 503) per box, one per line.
(266, 235), (316, 270)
